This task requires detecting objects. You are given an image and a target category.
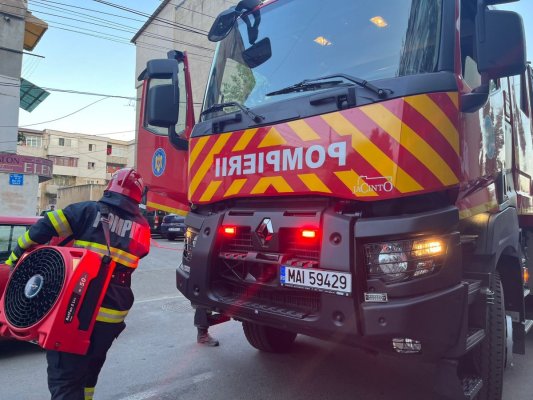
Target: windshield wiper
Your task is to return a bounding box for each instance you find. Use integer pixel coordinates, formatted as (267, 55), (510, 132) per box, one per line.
(201, 101), (264, 123)
(267, 73), (387, 98)
(266, 80), (344, 97)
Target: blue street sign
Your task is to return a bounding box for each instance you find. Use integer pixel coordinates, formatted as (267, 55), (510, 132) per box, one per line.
(9, 173), (24, 186)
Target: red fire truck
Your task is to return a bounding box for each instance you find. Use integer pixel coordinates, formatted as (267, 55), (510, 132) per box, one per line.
(136, 0), (531, 398)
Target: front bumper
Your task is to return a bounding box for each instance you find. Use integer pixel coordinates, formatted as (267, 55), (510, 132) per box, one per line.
(177, 266), (467, 357)
(177, 203), (466, 357)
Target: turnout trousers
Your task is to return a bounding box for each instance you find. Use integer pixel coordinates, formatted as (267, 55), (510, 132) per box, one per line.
(46, 321), (125, 400)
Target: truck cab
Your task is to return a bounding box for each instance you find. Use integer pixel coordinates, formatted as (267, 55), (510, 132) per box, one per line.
(138, 0), (531, 398)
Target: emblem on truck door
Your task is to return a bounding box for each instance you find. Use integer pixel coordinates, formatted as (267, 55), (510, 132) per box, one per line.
(256, 218), (274, 246)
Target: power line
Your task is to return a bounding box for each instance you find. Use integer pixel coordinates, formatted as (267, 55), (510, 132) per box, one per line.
(30, 0), (208, 37)
(31, 23), (213, 63)
(91, 0), (209, 35)
(29, 1), (215, 51)
(2, 1), (215, 58)
(0, 82), (137, 100)
(0, 97), (110, 128)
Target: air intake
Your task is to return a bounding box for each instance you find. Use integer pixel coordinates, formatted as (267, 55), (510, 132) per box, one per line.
(5, 248), (65, 328)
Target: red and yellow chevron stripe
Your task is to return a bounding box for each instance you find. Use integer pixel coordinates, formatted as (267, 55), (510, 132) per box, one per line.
(188, 92), (461, 204)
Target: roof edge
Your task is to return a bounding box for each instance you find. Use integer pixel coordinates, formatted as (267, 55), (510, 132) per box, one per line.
(131, 0), (172, 44)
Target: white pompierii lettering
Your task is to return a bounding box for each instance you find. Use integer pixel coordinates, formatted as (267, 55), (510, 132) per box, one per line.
(214, 141), (348, 177)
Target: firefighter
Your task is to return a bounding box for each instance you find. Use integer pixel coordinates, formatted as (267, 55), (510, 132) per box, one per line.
(6, 168), (151, 400)
(195, 308), (220, 346)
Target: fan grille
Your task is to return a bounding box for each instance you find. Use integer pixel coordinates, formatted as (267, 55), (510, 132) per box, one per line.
(5, 248), (66, 328)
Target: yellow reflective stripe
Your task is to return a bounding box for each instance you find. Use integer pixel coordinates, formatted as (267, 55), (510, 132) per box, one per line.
(73, 240), (139, 268)
(95, 307), (129, 323)
(18, 231), (36, 250)
(7, 252), (18, 263)
(48, 210), (73, 236)
(84, 387), (95, 400)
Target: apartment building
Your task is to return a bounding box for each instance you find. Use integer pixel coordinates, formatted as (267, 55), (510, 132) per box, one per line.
(17, 128), (134, 213)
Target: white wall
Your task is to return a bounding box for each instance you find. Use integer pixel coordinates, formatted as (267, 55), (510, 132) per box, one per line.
(0, 172), (39, 216)
(134, 0), (238, 135)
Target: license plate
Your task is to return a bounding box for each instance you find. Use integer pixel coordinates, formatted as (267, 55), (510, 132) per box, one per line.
(280, 266), (352, 296)
(169, 227), (182, 232)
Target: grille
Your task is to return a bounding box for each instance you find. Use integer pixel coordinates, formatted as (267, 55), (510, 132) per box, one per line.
(5, 248), (65, 328)
(221, 227), (253, 253)
(220, 227), (320, 261)
(218, 281), (320, 316)
(281, 229), (320, 261)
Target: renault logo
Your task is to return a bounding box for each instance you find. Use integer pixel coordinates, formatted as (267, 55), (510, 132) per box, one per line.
(256, 218), (274, 246)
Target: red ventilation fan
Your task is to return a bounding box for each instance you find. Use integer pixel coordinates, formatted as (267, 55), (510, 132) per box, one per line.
(0, 246), (116, 355)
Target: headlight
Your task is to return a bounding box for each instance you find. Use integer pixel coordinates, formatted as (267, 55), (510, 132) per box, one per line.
(365, 237), (447, 283)
(183, 227), (199, 263)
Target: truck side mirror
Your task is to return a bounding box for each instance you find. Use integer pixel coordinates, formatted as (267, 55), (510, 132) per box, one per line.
(146, 59), (178, 80)
(146, 84), (179, 127)
(476, 9), (526, 80)
(242, 37), (272, 68)
(145, 59), (180, 128)
(208, 8), (240, 42)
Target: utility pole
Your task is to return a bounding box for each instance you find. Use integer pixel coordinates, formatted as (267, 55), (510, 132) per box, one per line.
(0, 0), (26, 153)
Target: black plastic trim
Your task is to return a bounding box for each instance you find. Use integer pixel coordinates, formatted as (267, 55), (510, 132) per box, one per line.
(361, 282), (467, 357)
(355, 206), (459, 238)
(438, 0), (456, 72)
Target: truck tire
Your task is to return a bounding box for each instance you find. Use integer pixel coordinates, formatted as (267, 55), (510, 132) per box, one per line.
(242, 321), (297, 353)
(475, 272), (505, 400)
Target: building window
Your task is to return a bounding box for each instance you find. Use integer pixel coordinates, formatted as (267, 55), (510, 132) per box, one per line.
(53, 175), (76, 186)
(58, 138), (71, 147)
(89, 144), (96, 151)
(25, 136), (42, 148)
(107, 144), (112, 155)
(85, 179), (98, 184)
(48, 155), (78, 167)
(88, 162), (95, 169)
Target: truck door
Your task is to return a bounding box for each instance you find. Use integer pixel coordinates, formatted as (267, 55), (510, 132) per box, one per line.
(136, 52), (195, 214)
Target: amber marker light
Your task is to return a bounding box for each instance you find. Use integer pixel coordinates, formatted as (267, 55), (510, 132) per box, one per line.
(523, 267), (530, 285)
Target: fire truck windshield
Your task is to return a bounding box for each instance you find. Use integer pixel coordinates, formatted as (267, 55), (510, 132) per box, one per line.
(203, 0), (442, 116)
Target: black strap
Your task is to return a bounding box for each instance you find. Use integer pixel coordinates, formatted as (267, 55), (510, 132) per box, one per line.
(99, 203), (112, 258)
(57, 234), (74, 247)
(77, 203), (114, 330)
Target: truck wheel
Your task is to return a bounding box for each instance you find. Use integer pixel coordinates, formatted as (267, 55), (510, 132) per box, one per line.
(242, 321), (297, 353)
(475, 272), (505, 400)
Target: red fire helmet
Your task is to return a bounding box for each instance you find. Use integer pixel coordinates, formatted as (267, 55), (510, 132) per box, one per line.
(105, 168), (144, 203)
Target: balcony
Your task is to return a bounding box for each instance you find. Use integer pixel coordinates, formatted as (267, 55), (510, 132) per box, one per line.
(106, 155), (128, 165)
(45, 184), (58, 195)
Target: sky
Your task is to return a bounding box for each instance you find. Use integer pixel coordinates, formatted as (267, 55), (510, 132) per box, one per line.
(18, 0), (161, 141)
(16, 0), (533, 142)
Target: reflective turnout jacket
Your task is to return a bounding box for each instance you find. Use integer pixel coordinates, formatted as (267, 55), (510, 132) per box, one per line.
(7, 194), (151, 324)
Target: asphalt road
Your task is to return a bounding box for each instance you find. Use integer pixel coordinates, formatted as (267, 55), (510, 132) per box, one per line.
(1, 237), (533, 399)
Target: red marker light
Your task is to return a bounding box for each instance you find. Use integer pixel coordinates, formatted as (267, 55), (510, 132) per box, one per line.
(301, 229), (317, 239)
(223, 226), (237, 236)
